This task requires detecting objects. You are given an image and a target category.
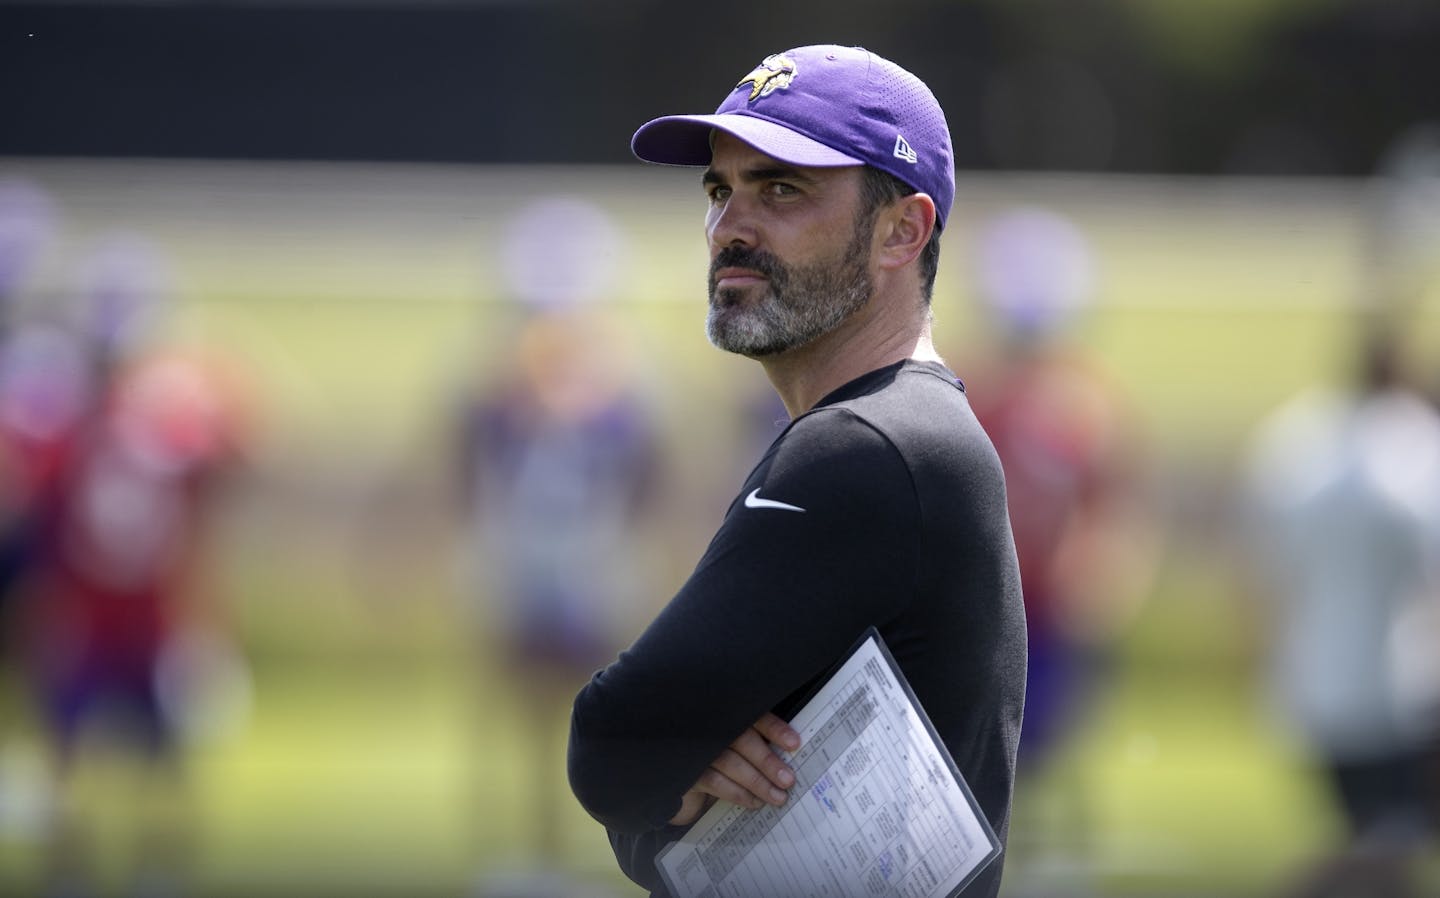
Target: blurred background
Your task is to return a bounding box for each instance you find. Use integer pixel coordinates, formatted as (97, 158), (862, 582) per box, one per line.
(3, 1), (1440, 896)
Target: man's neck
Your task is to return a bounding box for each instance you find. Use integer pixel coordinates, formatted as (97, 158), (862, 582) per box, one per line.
(760, 300), (941, 418)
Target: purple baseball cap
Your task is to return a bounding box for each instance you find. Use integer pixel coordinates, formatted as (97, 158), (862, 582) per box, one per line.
(631, 44), (955, 229)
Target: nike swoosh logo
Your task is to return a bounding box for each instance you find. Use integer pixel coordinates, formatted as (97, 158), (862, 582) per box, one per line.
(744, 488), (806, 513)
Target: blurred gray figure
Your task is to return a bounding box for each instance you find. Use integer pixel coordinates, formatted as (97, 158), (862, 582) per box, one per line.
(459, 196), (658, 895)
(1243, 329), (1440, 898)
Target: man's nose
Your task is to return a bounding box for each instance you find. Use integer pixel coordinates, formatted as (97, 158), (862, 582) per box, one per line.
(707, 194), (759, 250)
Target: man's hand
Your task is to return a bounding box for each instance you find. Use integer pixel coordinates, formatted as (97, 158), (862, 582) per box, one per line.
(668, 712), (802, 826)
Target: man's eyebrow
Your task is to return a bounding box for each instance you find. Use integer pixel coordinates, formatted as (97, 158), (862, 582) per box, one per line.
(702, 165), (818, 186)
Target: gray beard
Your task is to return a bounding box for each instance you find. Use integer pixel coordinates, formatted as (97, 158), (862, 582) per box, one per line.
(706, 222), (873, 357)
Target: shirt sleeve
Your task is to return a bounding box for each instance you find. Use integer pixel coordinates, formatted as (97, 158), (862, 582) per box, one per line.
(567, 408), (920, 844)
(607, 827), (686, 893)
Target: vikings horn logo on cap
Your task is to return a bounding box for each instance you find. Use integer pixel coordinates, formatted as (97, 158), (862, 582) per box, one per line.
(736, 54), (797, 101)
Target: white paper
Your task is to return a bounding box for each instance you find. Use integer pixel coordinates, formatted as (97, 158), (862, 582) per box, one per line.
(656, 631), (999, 898)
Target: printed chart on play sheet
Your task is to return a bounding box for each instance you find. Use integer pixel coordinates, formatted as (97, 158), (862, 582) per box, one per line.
(656, 630), (999, 898)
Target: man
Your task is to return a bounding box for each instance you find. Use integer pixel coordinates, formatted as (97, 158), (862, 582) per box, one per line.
(568, 44), (1026, 897)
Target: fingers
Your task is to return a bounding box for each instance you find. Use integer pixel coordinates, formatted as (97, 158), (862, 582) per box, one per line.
(694, 760), (770, 810)
(668, 789), (715, 826)
(709, 744), (793, 807)
(733, 713), (801, 801)
(729, 727), (796, 795)
(677, 713), (807, 821)
(695, 744), (792, 810)
(750, 712), (801, 754)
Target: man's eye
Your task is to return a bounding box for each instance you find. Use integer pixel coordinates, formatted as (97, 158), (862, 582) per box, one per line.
(707, 186), (731, 204)
(769, 182), (799, 196)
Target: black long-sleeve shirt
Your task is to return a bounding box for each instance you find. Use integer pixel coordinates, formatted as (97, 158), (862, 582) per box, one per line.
(568, 359), (1027, 897)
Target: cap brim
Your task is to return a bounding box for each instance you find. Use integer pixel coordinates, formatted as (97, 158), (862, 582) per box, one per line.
(631, 114), (864, 168)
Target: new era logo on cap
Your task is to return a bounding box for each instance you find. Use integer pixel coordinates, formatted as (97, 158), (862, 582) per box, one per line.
(894, 134), (918, 164)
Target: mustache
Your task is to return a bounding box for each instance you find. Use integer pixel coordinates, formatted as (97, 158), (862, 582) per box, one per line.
(710, 246), (783, 284)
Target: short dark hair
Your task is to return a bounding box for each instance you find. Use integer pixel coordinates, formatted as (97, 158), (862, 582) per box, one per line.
(858, 166), (942, 303)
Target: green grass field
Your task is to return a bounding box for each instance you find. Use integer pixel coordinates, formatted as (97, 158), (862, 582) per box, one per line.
(1, 159), (1437, 896)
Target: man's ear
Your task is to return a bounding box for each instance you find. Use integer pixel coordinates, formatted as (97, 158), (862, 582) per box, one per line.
(876, 193), (938, 272)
